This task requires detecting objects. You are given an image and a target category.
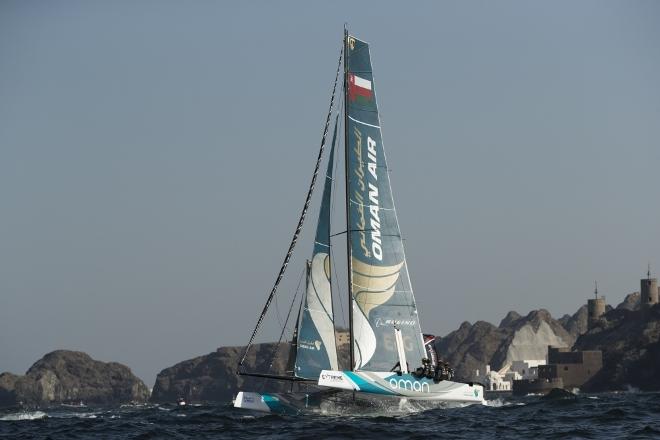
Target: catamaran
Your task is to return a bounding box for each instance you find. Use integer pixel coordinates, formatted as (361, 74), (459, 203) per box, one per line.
(234, 29), (484, 414)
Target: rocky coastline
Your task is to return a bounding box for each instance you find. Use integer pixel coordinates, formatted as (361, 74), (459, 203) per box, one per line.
(3, 292), (658, 407)
(150, 296), (660, 403)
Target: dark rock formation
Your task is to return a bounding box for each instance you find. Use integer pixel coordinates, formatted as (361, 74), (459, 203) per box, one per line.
(573, 304), (660, 391)
(435, 309), (573, 381)
(558, 305), (589, 339)
(616, 292), (640, 311)
(0, 350), (150, 408)
(499, 311), (521, 328)
(434, 321), (507, 381)
(151, 343), (289, 404)
(151, 342), (350, 404)
(541, 387), (577, 400)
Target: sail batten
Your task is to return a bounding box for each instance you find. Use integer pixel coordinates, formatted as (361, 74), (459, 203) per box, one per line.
(345, 35), (426, 372)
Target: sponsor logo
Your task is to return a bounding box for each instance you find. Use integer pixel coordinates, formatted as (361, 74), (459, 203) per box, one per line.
(365, 136), (382, 261)
(351, 130), (383, 261)
(388, 378), (430, 393)
(320, 373), (344, 382)
(474, 389), (479, 398)
(298, 339), (322, 351)
(375, 318), (417, 328)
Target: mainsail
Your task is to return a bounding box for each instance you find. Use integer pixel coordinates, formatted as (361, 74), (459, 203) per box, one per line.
(344, 35), (426, 371)
(294, 118), (339, 379)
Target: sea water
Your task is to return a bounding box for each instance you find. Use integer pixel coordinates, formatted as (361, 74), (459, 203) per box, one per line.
(1, 392), (659, 439)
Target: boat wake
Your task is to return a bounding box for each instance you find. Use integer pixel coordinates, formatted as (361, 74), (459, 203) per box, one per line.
(315, 394), (474, 417)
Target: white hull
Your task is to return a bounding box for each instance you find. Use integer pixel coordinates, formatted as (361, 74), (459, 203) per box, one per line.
(234, 392), (287, 414)
(233, 390), (336, 415)
(318, 370), (484, 403)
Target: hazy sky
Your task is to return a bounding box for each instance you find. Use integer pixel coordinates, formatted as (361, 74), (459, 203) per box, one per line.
(2, 1), (659, 387)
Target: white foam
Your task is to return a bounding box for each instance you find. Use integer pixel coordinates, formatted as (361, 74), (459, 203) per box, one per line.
(0, 411), (47, 421)
(484, 399), (526, 408)
(484, 398), (505, 407)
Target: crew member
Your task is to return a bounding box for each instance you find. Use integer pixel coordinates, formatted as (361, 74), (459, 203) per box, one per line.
(423, 334), (438, 366)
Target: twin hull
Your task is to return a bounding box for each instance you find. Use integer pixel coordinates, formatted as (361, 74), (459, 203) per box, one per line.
(318, 370), (484, 402)
(233, 371), (483, 414)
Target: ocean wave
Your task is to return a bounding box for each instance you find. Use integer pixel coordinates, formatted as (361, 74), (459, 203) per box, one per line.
(0, 393), (657, 439)
(0, 411), (47, 421)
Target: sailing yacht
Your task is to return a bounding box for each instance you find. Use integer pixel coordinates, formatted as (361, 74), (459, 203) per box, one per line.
(234, 29), (484, 414)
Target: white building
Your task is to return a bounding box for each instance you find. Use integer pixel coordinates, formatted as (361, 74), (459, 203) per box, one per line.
(509, 359), (545, 380)
(474, 359), (546, 392)
(474, 365), (511, 392)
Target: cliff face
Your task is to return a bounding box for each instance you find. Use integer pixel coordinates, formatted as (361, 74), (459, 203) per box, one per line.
(573, 304), (660, 391)
(434, 309), (574, 381)
(0, 350), (150, 408)
(434, 321), (506, 381)
(558, 305), (589, 340)
(151, 343), (290, 404)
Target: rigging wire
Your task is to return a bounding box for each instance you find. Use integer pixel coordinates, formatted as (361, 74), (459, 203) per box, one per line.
(238, 43), (344, 372)
(273, 288), (283, 329)
(268, 266), (305, 373)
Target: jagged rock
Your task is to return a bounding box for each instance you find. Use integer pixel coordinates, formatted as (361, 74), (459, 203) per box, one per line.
(151, 343), (289, 404)
(434, 321), (507, 381)
(435, 309), (573, 381)
(558, 305), (589, 339)
(499, 311), (521, 328)
(0, 350), (150, 407)
(573, 304), (660, 391)
(491, 309), (574, 369)
(616, 292), (640, 311)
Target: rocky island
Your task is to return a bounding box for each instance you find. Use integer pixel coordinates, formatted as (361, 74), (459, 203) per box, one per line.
(0, 350), (150, 408)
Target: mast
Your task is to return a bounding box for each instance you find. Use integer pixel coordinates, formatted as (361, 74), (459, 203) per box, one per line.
(343, 25), (354, 372)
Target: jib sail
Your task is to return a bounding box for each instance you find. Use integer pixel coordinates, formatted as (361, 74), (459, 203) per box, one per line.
(294, 118), (339, 379)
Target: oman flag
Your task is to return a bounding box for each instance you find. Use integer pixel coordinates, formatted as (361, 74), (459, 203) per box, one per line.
(348, 73), (373, 104)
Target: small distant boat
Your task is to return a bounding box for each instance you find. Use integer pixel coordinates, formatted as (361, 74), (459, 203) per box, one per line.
(61, 400), (86, 408)
(234, 27), (484, 414)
